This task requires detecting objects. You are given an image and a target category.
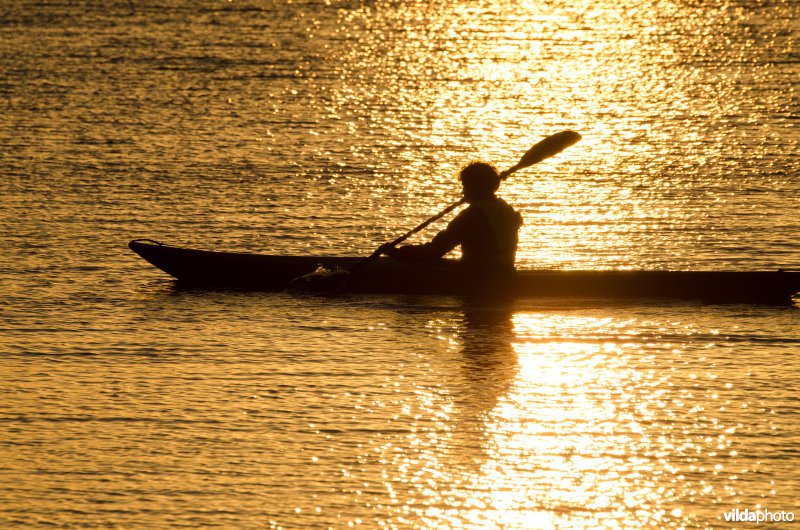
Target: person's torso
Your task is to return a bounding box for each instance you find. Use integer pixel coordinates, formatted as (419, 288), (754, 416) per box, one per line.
(458, 198), (521, 270)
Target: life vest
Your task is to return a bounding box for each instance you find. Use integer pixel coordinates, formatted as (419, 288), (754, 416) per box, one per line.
(464, 198), (522, 269)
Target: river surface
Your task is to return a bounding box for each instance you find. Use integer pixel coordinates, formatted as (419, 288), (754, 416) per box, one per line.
(1, 1), (799, 528)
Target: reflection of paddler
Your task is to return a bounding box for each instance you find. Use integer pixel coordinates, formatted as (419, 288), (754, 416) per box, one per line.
(379, 162), (523, 275)
(450, 306), (519, 461)
(460, 307), (517, 381)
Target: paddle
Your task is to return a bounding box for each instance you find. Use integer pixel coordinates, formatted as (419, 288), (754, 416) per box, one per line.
(286, 130), (581, 292)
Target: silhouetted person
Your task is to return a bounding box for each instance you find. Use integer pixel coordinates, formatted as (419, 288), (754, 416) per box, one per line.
(380, 162), (523, 277)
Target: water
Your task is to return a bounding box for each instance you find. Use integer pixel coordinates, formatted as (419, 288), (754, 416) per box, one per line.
(1, 0), (799, 528)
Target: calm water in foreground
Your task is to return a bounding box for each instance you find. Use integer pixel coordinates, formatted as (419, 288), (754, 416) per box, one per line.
(1, 1), (799, 528)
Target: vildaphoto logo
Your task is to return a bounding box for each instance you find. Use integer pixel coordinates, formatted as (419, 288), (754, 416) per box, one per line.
(723, 508), (795, 524)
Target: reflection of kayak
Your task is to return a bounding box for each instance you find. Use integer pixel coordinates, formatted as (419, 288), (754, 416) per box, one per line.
(128, 239), (800, 305)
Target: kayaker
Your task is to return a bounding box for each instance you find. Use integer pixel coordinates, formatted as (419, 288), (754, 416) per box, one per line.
(379, 162), (523, 273)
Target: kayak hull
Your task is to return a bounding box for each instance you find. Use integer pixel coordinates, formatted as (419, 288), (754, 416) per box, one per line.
(128, 240), (800, 304)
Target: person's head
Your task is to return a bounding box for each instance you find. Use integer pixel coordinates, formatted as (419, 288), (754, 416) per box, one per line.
(460, 162), (500, 202)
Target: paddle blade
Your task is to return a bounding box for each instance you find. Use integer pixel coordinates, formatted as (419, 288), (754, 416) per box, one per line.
(519, 130), (581, 167)
(499, 130), (582, 179)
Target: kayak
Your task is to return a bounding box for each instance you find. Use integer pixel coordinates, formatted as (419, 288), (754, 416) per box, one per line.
(128, 239), (800, 304)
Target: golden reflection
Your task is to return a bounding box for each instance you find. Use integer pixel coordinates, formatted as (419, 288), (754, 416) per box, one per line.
(405, 310), (707, 529)
(470, 338), (662, 528)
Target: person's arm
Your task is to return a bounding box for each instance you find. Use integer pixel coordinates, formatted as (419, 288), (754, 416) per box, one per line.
(380, 209), (471, 261)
